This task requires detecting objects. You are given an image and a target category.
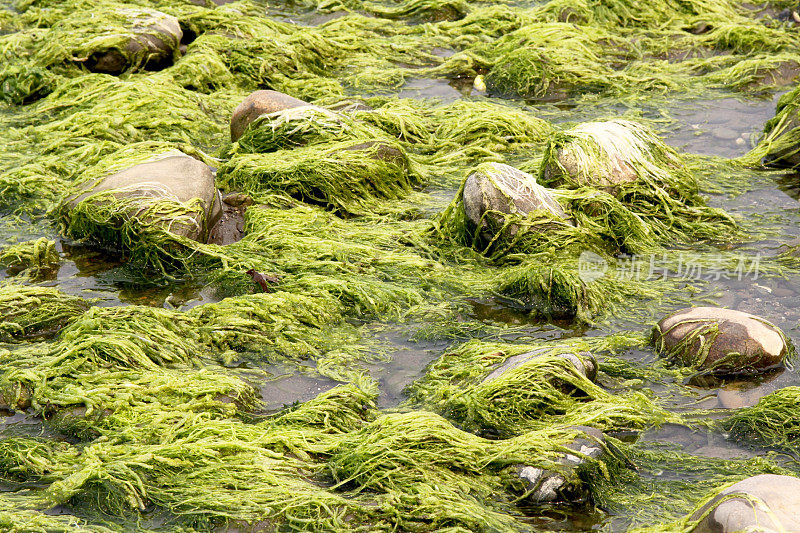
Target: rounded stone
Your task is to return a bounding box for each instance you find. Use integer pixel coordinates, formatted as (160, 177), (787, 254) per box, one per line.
(542, 120), (678, 189)
(230, 90), (312, 141)
(462, 162), (570, 236)
(690, 474), (800, 533)
(88, 9), (182, 74)
(66, 152), (222, 243)
(653, 307), (790, 375)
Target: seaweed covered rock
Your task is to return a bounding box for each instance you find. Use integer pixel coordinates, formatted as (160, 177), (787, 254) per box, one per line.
(234, 105), (350, 153)
(62, 151), (223, 246)
(483, 348), (597, 384)
(514, 426), (606, 504)
(462, 162), (570, 241)
(407, 341), (667, 437)
(231, 90), (313, 142)
(82, 8), (182, 74)
(652, 307), (791, 375)
(751, 83), (800, 168)
(542, 120), (684, 190)
(689, 474), (800, 533)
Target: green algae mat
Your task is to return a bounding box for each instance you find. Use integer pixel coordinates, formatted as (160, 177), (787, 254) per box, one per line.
(3, 0), (800, 531)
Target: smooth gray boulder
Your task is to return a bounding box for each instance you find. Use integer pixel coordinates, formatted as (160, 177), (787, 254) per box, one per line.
(65, 152), (222, 244)
(230, 90), (313, 141)
(652, 307), (790, 375)
(690, 474), (800, 533)
(462, 162), (570, 237)
(88, 9), (182, 74)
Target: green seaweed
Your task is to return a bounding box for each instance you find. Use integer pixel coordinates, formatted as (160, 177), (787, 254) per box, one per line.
(0, 285), (90, 342)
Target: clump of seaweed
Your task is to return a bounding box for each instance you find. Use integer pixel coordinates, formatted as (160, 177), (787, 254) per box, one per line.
(0, 237), (59, 279)
(407, 340), (673, 437)
(0, 285), (90, 342)
(217, 140), (417, 215)
(480, 23), (616, 100)
(722, 386), (800, 454)
(741, 81), (800, 167)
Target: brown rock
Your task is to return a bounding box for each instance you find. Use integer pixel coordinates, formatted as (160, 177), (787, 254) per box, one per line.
(230, 90), (311, 142)
(87, 9), (182, 74)
(653, 307), (790, 375)
(690, 474), (800, 533)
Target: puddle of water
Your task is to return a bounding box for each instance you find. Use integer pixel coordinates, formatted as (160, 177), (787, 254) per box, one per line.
(641, 424), (756, 461)
(397, 77), (469, 102)
(257, 369), (340, 413)
(662, 95), (783, 158)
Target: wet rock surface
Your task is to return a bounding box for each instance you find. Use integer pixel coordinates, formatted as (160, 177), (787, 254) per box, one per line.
(653, 307), (790, 375)
(690, 474), (800, 533)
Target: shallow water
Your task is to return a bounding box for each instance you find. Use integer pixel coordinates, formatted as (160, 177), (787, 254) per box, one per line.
(3, 1), (800, 530)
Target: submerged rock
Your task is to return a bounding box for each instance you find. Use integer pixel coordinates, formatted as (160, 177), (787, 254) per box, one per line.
(542, 120), (682, 189)
(690, 474), (800, 533)
(64, 152), (222, 244)
(514, 426), (606, 504)
(86, 9), (182, 74)
(462, 162), (570, 239)
(230, 90), (313, 142)
(652, 307), (790, 375)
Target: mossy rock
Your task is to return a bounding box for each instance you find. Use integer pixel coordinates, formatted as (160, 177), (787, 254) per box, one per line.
(230, 90), (313, 142)
(462, 162), (571, 243)
(541, 120), (684, 190)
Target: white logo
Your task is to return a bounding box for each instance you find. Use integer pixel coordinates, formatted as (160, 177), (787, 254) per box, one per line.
(577, 251), (608, 283)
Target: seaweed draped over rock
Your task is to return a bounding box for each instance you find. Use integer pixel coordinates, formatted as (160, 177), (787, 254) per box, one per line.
(742, 82), (800, 168)
(406, 339), (673, 437)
